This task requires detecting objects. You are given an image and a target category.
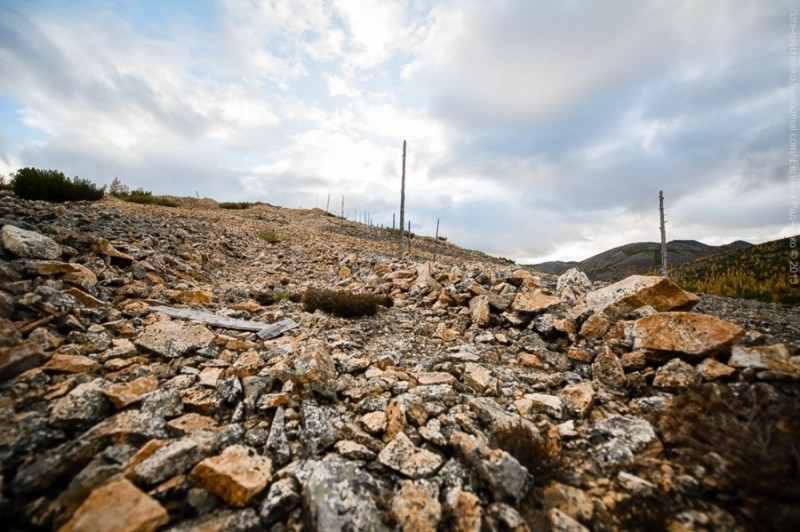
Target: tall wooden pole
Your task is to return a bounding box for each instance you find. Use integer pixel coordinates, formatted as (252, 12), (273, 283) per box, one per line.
(433, 218), (440, 262)
(659, 190), (668, 276)
(399, 140), (406, 260)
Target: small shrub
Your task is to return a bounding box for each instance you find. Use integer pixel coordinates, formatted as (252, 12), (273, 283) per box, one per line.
(258, 229), (279, 244)
(123, 189), (179, 207)
(612, 492), (671, 532)
(492, 421), (563, 484)
(0, 174), (11, 191)
(108, 176), (129, 195)
(302, 288), (392, 318)
(384, 227), (415, 239)
(220, 202), (254, 210)
(437, 235), (448, 241)
(11, 167), (105, 202)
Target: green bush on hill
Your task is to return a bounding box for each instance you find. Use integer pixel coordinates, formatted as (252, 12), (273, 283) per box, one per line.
(10, 167), (105, 202)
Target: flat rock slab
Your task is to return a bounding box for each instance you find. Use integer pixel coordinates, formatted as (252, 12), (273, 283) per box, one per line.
(135, 320), (215, 358)
(632, 312), (745, 356)
(511, 291), (560, 314)
(59, 476), (168, 532)
(190, 444), (272, 507)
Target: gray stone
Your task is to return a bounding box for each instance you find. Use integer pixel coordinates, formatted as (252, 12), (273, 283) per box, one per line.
(302, 403), (338, 456)
(141, 387), (184, 419)
(1, 225), (61, 260)
(165, 509), (261, 532)
(266, 407), (292, 467)
(303, 456), (388, 531)
(591, 347), (626, 391)
(217, 375), (244, 405)
(653, 358), (699, 389)
(49, 378), (111, 430)
(450, 431), (531, 503)
(260, 477), (300, 526)
(557, 268), (593, 304)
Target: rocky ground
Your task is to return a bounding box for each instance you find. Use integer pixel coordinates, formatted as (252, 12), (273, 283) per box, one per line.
(1, 192), (798, 531)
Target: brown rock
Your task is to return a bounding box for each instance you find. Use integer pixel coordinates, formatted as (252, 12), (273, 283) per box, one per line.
(463, 363), (494, 393)
(632, 312), (745, 356)
(543, 481), (594, 523)
(0, 342), (45, 381)
(41, 354), (101, 374)
(22, 260), (97, 285)
(414, 371), (457, 386)
(469, 295), (491, 327)
(391, 480), (441, 532)
(59, 476), (168, 532)
(445, 488), (483, 532)
(653, 358), (699, 389)
(180, 387), (218, 415)
(579, 313), (611, 339)
(270, 340), (337, 398)
(378, 432), (443, 479)
(511, 291), (560, 314)
(559, 382), (595, 418)
(63, 287), (105, 308)
(229, 350), (265, 378)
(360, 411), (388, 434)
(696, 358), (736, 380)
(104, 376), (159, 408)
(585, 275), (700, 320)
(167, 413), (218, 435)
(165, 289), (214, 305)
(728, 344), (799, 378)
(189, 444), (272, 507)
(135, 320), (214, 358)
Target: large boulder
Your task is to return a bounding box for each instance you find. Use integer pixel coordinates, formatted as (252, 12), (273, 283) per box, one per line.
(1, 225), (61, 260)
(632, 312), (745, 357)
(585, 275), (700, 320)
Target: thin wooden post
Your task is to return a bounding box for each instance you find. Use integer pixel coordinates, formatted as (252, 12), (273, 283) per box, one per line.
(326, 194), (330, 213)
(399, 140), (406, 260)
(341, 196), (344, 218)
(659, 190), (668, 276)
(433, 218), (440, 262)
(407, 220), (412, 255)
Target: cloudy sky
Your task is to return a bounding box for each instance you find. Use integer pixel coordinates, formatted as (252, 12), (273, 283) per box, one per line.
(0, 0), (793, 262)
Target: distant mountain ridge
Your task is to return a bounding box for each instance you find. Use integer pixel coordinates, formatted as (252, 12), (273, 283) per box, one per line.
(531, 239), (752, 282)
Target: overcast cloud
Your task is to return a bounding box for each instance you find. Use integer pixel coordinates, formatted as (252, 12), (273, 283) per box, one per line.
(0, 0), (793, 262)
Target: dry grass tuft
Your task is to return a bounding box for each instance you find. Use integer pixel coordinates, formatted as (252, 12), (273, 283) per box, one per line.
(302, 288), (392, 318)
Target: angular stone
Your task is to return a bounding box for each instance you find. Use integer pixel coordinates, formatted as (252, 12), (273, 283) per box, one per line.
(104, 376), (159, 409)
(444, 488), (483, 532)
(378, 432), (443, 479)
(469, 295), (491, 327)
(198, 367), (223, 388)
(543, 482), (593, 523)
(585, 275), (700, 320)
(592, 414), (657, 467)
(59, 476), (168, 532)
(165, 509), (260, 532)
(468, 283), (510, 311)
(303, 456), (388, 531)
(180, 387), (218, 415)
(1, 225), (60, 260)
(450, 431), (531, 503)
(217, 375), (243, 405)
(167, 413), (217, 435)
(633, 312), (745, 356)
(523, 393), (564, 419)
(486, 502), (528, 531)
(0, 342), (45, 382)
(556, 268), (593, 303)
(257, 392), (289, 410)
(189, 444), (272, 507)
(334, 440), (376, 461)
(559, 382), (594, 418)
(302, 403), (338, 455)
(266, 407), (292, 467)
(391, 480), (441, 532)
(463, 363), (494, 393)
(259, 477), (300, 526)
(63, 287), (105, 307)
(511, 291), (560, 314)
(579, 313), (611, 339)
(229, 350), (266, 378)
(131, 428), (239, 486)
(592, 346), (626, 391)
(360, 411), (387, 434)
(22, 260), (98, 285)
(549, 508), (590, 532)
(728, 344), (799, 379)
(270, 340), (338, 398)
(135, 320), (214, 358)
(49, 378), (110, 429)
(414, 371), (457, 386)
(696, 358), (736, 381)
(653, 358), (699, 389)
(165, 289), (214, 305)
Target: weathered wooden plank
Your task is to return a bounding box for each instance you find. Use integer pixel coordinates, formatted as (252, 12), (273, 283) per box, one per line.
(149, 305), (299, 339)
(256, 318), (299, 340)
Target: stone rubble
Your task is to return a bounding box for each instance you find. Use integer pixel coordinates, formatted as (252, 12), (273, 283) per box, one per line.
(0, 192), (798, 530)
